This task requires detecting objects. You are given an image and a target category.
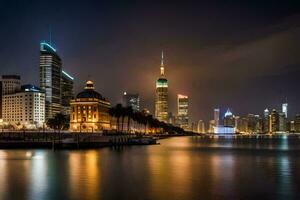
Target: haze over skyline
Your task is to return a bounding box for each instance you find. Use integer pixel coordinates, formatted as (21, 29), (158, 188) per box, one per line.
(0, 0), (300, 122)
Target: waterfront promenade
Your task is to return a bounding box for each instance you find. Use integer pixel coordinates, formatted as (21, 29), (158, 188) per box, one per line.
(0, 131), (162, 149)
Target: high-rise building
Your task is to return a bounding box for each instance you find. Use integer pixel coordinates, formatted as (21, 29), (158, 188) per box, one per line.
(39, 42), (62, 120)
(197, 120), (205, 133)
(278, 112), (286, 132)
(247, 114), (261, 133)
(263, 108), (270, 133)
(177, 94), (189, 129)
(287, 120), (295, 132)
(270, 109), (279, 133)
(282, 103), (288, 118)
(236, 117), (248, 133)
(155, 51), (168, 122)
(224, 108), (235, 127)
(208, 120), (215, 133)
(2, 75), (21, 95)
(61, 70), (74, 115)
(123, 92), (140, 112)
(214, 108), (220, 127)
(2, 84), (45, 128)
(294, 114), (300, 132)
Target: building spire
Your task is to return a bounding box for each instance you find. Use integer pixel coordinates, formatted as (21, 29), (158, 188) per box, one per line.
(161, 50), (164, 66)
(160, 50), (165, 76)
(49, 26), (52, 45)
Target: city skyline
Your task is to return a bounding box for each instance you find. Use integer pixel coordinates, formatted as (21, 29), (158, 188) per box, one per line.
(0, 1), (299, 122)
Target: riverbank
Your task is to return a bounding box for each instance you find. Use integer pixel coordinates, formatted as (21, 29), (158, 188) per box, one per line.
(0, 132), (162, 149)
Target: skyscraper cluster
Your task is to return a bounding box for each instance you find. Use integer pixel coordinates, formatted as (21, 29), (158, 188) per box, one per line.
(203, 102), (300, 134)
(0, 41), (74, 129)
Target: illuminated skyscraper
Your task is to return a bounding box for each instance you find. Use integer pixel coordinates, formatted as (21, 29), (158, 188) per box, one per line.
(270, 109), (279, 133)
(155, 51), (168, 122)
(197, 120), (205, 133)
(123, 92), (140, 112)
(61, 70), (74, 115)
(40, 42), (62, 119)
(224, 108), (235, 127)
(214, 108), (220, 127)
(177, 94), (189, 129)
(263, 108), (270, 133)
(282, 103), (288, 118)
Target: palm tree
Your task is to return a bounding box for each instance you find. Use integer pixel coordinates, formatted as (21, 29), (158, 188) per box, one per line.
(46, 113), (69, 131)
(115, 104), (123, 132)
(125, 106), (133, 133)
(109, 106), (116, 130)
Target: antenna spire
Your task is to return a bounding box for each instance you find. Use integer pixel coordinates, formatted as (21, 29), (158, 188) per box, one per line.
(160, 51), (165, 76)
(49, 26), (52, 45)
(161, 50), (164, 66)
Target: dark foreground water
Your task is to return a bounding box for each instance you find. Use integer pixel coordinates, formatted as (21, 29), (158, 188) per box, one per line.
(0, 136), (300, 200)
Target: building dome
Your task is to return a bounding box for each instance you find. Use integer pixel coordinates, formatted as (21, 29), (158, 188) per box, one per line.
(76, 80), (103, 100)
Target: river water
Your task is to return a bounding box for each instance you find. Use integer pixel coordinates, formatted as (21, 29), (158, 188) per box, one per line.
(0, 136), (299, 200)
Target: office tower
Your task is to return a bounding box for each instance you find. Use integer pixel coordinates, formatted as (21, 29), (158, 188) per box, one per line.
(208, 120), (215, 133)
(295, 115), (300, 132)
(39, 42), (62, 119)
(123, 92), (140, 112)
(236, 117), (248, 133)
(278, 112), (286, 132)
(70, 80), (111, 132)
(263, 108), (270, 133)
(270, 109), (279, 133)
(177, 94), (189, 129)
(247, 114), (261, 134)
(155, 51), (168, 122)
(61, 70), (74, 115)
(197, 120), (205, 133)
(234, 116), (240, 131)
(2, 84), (45, 128)
(282, 103), (288, 118)
(287, 120), (295, 132)
(224, 108), (235, 127)
(214, 108), (220, 127)
(2, 75), (21, 95)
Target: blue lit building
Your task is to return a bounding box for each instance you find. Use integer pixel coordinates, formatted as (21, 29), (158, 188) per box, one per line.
(61, 70), (74, 115)
(123, 92), (140, 112)
(40, 42), (62, 119)
(39, 42), (74, 119)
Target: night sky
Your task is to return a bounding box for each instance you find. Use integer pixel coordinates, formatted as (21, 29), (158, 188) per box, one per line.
(0, 0), (300, 123)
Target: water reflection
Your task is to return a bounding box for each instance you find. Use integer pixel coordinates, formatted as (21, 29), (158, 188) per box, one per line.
(68, 151), (100, 200)
(28, 151), (48, 200)
(0, 137), (299, 200)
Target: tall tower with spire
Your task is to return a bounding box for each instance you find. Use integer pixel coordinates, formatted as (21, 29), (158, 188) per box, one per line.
(155, 51), (168, 122)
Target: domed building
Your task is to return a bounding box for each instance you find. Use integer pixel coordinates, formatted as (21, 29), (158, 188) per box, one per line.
(70, 80), (111, 132)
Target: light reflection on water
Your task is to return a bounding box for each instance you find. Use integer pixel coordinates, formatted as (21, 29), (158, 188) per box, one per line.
(0, 136), (299, 200)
